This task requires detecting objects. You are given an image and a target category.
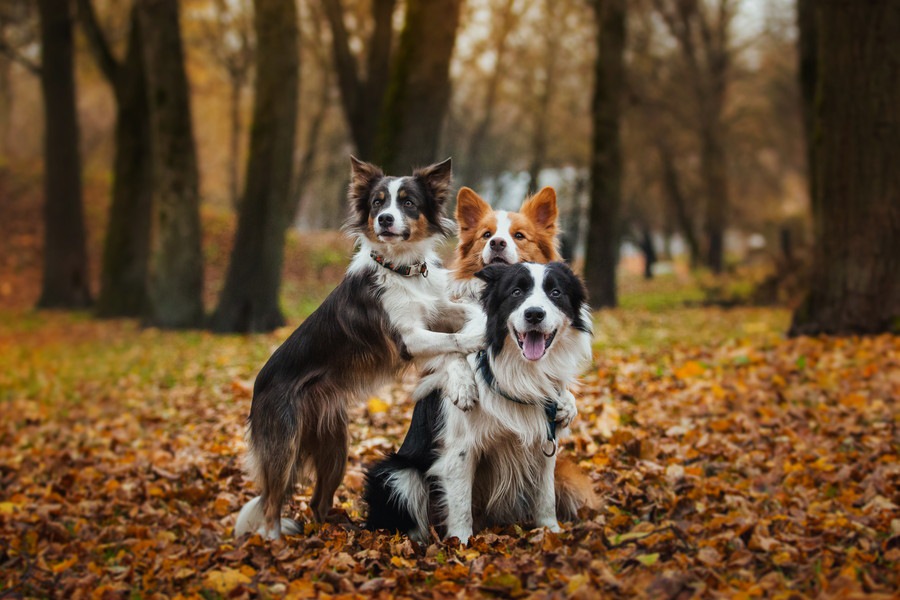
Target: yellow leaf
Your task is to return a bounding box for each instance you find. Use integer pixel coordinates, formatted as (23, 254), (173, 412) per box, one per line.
(840, 393), (866, 409)
(203, 568), (251, 594)
(637, 553), (659, 566)
(390, 555), (415, 568)
(0, 502), (17, 514)
(367, 397), (389, 414)
(51, 556), (78, 573)
(286, 579), (317, 599)
(567, 574), (589, 594)
(674, 361), (704, 379)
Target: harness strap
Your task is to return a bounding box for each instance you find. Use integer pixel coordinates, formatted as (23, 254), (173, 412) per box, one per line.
(475, 350), (559, 456)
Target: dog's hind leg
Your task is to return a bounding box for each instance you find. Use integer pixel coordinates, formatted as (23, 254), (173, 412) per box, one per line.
(239, 387), (304, 539)
(306, 404), (349, 522)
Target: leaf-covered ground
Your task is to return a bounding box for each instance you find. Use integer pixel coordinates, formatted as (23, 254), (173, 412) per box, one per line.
(2, 304), (898, 599)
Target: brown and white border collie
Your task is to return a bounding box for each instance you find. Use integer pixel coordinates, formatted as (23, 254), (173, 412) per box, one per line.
(235, 157), (484, 540)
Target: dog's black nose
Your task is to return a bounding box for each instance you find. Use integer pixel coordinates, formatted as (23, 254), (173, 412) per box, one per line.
(490, 237), (506, 250)
(378, 213), (394, 227)
(524, 307), (545, 324)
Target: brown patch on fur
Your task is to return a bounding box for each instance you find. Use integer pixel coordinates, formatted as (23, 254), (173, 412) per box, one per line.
(405, 212), (432, 243)
(555, 455), (600, 521)
(453, 186), (561, 279)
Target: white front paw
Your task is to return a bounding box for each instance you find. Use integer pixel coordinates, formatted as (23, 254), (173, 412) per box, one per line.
(445, 360), (478, 411)
(555, 390), (578, 429)
(447, 528), (473, 544)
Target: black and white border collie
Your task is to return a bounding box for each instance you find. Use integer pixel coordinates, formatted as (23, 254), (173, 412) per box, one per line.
(364, 262), (593, 542)
(235, 157), (484, 540)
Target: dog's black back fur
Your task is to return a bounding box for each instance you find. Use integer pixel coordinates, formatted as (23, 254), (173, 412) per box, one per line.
(364, 389), (445, 533)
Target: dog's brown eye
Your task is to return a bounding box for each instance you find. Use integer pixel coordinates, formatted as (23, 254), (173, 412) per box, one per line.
(550, 288), (561, 298)
(482, 231), (492, 239)
(512, 288), (522, 297)
(514, 232), (525, 240)
(373, 199), (382, 207)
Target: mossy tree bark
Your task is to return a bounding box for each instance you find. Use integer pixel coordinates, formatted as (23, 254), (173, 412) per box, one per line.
(138, 0), (204, 329)
(79, 2), (153, 317)
(790, 0), (900, 336)
(36, 0), (92, 309)
(210, 0), (299, 333)
(584, 0), (626, 309)
(375, 0), (462, 173)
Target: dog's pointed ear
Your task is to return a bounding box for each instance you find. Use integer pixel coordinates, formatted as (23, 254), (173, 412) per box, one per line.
(456, 187), (491, 231)
(349, 156), (383, 193)
(345, 156), (384, 233)
(413, 157), (453, 205)
(521, 187), (559, 231)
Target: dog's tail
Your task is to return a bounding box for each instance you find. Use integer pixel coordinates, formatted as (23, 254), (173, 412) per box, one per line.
(555, 456), (600, 521)
(234, 496), (302, 539)
(364, 454), (430, 542)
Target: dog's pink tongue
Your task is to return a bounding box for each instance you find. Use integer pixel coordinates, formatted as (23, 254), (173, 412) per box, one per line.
(523, 331), (545, 361)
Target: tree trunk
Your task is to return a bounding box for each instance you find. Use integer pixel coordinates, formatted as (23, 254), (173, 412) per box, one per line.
(700, 120), (728, 273)
(228, 76), (243, 209)
(36, 0), (92, 309)
(81, 3), (155, 318)
(584, 0), (626, 309)
(211, 0), (299, 333)
(376, 0), (462, 173)
(464, 0), (516, 187)
(640, 225), (656, 280)
(138, 0), (204, 329)
(797, 0), (818, 218)
(657, 141), (700, 268)
(790, 0), (900, 336)
(0, 55), (11, 155)
(321, 0), (394, 159)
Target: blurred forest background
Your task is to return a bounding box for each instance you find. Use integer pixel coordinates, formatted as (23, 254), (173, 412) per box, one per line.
(0, 0), (897, 333)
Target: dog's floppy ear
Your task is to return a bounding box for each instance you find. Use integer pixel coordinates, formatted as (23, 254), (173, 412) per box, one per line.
(474, 264), (507, 284)
(414, 158), (453, 205)
(521, 187), (559, 232)
(456, 187), (491, 232)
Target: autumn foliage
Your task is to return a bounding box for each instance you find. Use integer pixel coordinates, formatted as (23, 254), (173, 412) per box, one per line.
(1, 294), (898, 598)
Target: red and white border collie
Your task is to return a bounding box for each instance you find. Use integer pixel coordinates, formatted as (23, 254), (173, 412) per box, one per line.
(365, 262), (593, 542)
(235, 157), (484, 540)
(451, 186), (562, 301)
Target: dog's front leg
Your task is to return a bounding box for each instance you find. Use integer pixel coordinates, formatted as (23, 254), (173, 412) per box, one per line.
(533, 450), (561, 533)
(400, 326), (484, 358)
(438, 448), (476, 543)
(555, 389), (578, 430)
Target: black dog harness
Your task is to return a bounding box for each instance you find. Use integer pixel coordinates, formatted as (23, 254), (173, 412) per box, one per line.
(475, 350), (559, 457)
(370, 251), (429, 278)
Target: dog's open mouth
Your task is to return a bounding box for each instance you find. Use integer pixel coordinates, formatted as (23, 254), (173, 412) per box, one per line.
(515, 328), (556, 361)
(377, 231), (409, 241)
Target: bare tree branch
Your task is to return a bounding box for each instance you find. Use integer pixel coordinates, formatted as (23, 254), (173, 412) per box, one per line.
(76, 0), (120, 85)
(0, 38), (39, 76)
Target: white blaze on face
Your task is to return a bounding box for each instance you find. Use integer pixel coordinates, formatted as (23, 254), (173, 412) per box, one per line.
(481, 210), (520, 265)
(510, 264), (567, 361)
(377, 177), (407, 236)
